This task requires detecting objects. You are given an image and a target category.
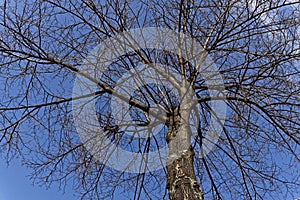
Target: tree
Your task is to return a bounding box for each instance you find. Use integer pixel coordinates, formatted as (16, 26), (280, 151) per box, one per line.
(0, 0), (299, 199)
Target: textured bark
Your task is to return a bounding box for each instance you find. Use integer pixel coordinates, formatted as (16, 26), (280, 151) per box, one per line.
(166, 147), (203, 200)
(166, 106), (204, 200)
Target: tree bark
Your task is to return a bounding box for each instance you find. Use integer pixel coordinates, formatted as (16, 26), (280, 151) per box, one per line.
(166, 96), (203, 200)
(166, 147), (203, 200)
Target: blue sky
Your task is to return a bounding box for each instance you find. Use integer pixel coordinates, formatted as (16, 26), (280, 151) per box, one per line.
(0, 159), (76, 200)
(0, 1), (74, 199)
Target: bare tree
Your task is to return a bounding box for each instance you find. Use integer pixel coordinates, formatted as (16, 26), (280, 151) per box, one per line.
(0, 0), (299, 199)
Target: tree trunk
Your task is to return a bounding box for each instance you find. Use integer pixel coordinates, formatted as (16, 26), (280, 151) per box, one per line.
(166, 93), (204, 200)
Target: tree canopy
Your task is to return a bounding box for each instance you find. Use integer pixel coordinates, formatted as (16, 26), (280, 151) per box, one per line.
(0, 0), (299, 199)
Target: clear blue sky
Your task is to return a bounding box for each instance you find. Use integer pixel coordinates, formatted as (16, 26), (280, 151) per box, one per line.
(0, 159), (76, 200)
